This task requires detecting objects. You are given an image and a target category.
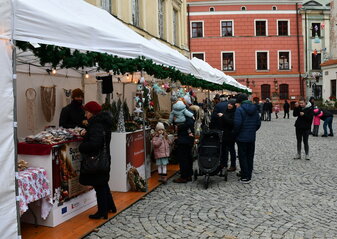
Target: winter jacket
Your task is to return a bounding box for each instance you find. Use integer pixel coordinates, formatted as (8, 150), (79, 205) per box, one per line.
(210, 101), (228, 129)
(169, 101), (194, 123)
(175, 121), (194, 145)
(79, 111), (113, 186)
(263, 102), (273, 112)
(59, 100), (86, 128)
(293, 105), (314, 130)
(233, 101), (261, 142)
(152, 135), (171, 159)
(274, 105), (280, 113)
(313, 109), (323, 126)
(283, 102), (290, 112)
(320, 109), (333, 121)
(219, 107), (236, 143)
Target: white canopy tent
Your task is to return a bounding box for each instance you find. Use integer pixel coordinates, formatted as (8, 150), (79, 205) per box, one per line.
(1, 0), (251, 237)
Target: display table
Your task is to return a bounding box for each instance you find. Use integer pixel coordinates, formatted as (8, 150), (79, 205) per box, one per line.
(18, 167), (53, 219)
(18, 140), (96, 227)
(109, 129), (151, 192)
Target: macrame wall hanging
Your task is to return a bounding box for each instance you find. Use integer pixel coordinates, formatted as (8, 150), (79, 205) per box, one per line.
(41, 85), (56, 122)
(63, 89), (72, 107)
(25, 88), (37, 132)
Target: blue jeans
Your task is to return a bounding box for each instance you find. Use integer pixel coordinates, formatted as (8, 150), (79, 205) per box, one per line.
(323, 117), (333, 136)
(237, 141), (255, 180)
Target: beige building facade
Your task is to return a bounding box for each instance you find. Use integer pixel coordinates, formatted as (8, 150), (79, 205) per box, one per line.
(86, 0), (190, 56)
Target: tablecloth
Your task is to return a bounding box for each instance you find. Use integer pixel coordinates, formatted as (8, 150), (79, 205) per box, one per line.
(17, 167), (53, 219)
(18, 139), (82, 155)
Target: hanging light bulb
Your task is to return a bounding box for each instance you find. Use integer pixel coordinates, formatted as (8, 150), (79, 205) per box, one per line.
(51, 68), (57, 75)
(85, 71), (89, 79)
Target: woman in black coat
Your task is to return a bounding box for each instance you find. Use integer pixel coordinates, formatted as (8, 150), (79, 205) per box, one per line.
(293, 99), (314, 160)
(79, 101), (116, 219)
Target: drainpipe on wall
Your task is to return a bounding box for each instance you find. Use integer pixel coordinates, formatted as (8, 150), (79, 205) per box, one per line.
(296, 3), (303, 97)
(305, 9), (308, 73)
(187, 4), (191, 57)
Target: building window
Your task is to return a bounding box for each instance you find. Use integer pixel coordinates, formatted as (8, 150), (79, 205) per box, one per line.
(241, 6), (246, 11)
(331, 80), (336, 97)
(221, 21), (233, 37)
(261, 84), (271, 100)
(312, 53), (321, 70)
(132, 0), (140, 27)
(191, 22), (203, 38)
(158, 0), (164, 38)
(312, 23), (321, 37)
(256, 52), (268, 70)
(192, 53), (204, 61)
(279, 51), (290, 70)
(255, 20), (267, 36)
(173, 9), (179, 45)
(210, 7), (215, 12)
(278, 20), (289, 36)
(279, 84), (289, 99)
(101, 0), (111, 12)
(272, 6), (277, 10)
(222, 52), (234, 71)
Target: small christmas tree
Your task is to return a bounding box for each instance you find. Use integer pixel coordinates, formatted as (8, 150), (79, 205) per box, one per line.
(117, 106), (126, 132)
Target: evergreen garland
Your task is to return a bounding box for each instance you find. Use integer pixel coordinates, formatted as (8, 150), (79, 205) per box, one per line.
(16, 41), (250, 94)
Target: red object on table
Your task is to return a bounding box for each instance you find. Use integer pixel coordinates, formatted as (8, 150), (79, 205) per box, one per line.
(18, 139), (82, 155)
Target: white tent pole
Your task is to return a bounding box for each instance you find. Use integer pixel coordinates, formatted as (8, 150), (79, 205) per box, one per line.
(12, 41), (22, 237)
(11, 0), (21, 234)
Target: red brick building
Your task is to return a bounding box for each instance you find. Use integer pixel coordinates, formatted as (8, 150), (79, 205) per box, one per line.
(188, 0), (305, 105)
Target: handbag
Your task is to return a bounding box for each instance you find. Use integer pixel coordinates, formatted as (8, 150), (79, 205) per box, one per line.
(80, 132), (110, 174)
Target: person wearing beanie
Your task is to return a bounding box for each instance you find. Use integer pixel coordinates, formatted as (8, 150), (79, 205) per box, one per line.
(79, 101), (117, 219)
(217, 98), (237, 172)
(152, 122), (172, 183)
(233, 93), (261, 183)
(59, 88), (86, 128)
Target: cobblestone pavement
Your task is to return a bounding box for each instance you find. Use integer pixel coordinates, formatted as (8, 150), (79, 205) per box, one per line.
(86, 116), (337, 239)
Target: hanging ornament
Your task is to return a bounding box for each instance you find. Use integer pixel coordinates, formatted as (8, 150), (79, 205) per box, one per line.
(140, 77), (145, 84)
(137, 84), (143, 91)
(314, 33), (320, 43)
(321, 22), (325, 29)
(26, 88), (37, 132)
(313, 49), (318, 56)
(152, 83), (167, 95)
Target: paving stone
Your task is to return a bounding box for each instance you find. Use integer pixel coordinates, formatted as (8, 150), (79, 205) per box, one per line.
(85, 117), (337, 239)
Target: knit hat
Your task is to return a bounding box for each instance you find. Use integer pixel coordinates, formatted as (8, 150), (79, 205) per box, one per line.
(71, 88), (84, 98)
(228, 98), (236, 106)
(155, 122), (165, 131)
(236, 94), (248, 104)
(83, 101), (102, 115)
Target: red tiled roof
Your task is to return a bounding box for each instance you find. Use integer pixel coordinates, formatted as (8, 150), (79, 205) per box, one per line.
(321, 59), (337, 67)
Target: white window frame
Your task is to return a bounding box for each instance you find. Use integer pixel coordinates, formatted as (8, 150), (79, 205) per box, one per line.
(255, 50), (269, 71)
(220, 20), (234, 37)
(278, 50), (291, 70)
(277, 19), (290, 36)
(191, 52), (205, 61)
(254, 19), (268, 36)
(190, 20), (204, 38)
(221, 51), (235, 72)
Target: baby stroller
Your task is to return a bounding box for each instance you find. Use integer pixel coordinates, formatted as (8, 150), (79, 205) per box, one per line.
(194, 130), (228, 189)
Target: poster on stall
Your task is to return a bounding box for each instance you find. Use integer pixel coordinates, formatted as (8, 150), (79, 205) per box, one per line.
(53, 141), (89, 204)
(126, 131), (145, 179)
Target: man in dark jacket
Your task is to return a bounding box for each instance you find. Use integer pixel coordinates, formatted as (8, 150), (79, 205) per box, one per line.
(263, 98), (273, 121)
(59, 88), (86, 128)
(293, 99), (314, 160)
(283, 100), (290, 119)
(233, 94), (261, 183)
(320, 109), (334, 137)
(218, 99), (237, 171)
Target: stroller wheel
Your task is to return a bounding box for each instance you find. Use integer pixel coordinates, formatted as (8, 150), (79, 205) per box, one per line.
(204, 175), (210, 189)
(193, 170), (198, 181)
